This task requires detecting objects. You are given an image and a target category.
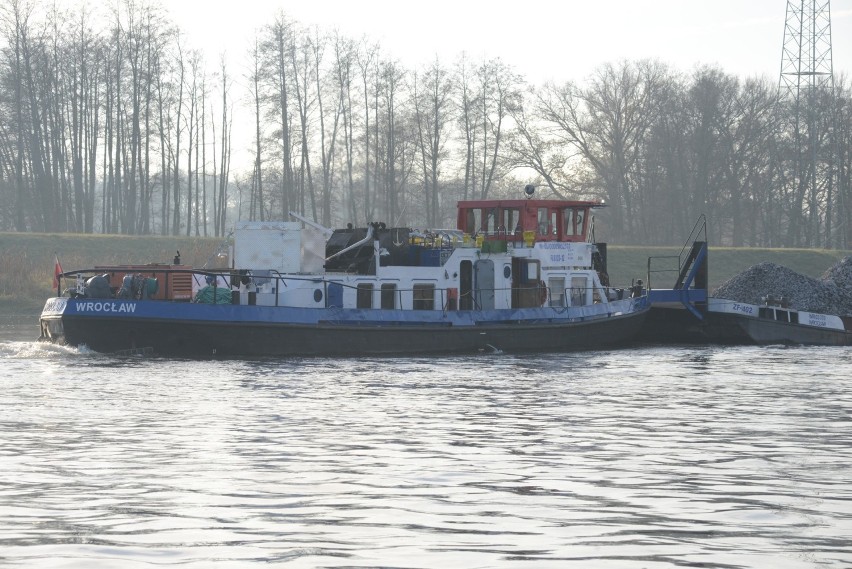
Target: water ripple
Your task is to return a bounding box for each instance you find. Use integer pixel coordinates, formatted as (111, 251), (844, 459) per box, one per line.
(1, 340), (851, 567)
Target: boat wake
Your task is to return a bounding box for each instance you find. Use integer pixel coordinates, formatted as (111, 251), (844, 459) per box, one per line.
(0, 340), (94, 359)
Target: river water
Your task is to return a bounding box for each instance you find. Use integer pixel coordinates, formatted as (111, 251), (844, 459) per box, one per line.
(1, 319), (851, 568)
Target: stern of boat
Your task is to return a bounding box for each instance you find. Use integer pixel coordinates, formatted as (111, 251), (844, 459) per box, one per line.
(39, 297), (69, 344)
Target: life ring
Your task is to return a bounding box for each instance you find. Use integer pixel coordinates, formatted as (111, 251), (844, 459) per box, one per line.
(539, 280), (548, 306)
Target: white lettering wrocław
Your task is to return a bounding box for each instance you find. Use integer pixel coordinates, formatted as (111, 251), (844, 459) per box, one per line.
(75, 301), (137, 313)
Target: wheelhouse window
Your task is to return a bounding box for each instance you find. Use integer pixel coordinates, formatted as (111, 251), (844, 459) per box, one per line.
(464, 209), (482, 235)
(502, 208), (520, 235)
(485, 208), (499, 234)
(537, 208), (557, 236)
(381, 283), (397, 309)
(564, 209), (578, 236)
(356, 283), (373, 308)
(570, 276), (588, 307)
(563, 208), (588, 240)
(548, 277), (566, 307)
(412, 284), (435, 310)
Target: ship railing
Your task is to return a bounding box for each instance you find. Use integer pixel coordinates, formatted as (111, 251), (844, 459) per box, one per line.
(55, 268), (642, 311)
(319, 282), (638, 312)
(325, 281), (645, 312)
(234, 276), (636, 313)
(646, 214), (707, 290)
(234, 277), (631, 312)
(477, 227), (525, 240)
(646, 255), (680, 292)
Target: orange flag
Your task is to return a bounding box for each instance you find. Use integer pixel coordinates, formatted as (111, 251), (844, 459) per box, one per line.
(53, 254), (63, 290)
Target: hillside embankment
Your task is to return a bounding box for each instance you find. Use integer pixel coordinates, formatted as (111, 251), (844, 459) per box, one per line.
(1, 232), (850, 317)
(606, 246), (851, 292)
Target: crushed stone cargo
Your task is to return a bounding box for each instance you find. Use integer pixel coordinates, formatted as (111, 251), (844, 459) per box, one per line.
(712, 256), (852, 316)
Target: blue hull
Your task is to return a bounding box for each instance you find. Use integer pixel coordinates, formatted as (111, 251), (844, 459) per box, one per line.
(39, 297), (649, 357)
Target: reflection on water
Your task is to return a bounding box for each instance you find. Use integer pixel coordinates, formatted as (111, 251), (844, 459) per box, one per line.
(1, 327), (851, 568)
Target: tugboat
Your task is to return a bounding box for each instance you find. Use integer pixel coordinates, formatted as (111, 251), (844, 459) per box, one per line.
(39, 186), (649, 357)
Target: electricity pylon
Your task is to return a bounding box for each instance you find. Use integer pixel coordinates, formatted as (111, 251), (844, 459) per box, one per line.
(777, 0), (839, 247)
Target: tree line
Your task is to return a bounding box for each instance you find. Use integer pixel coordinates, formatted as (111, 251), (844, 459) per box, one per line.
(1, 0), (851, 248)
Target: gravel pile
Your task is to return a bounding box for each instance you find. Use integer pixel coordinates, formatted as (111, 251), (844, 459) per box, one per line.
(822, 256), (852, 297)
(712, 257), (852, 316)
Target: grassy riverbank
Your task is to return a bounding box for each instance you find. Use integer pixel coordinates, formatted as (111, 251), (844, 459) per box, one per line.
(606, 246), (851, 290)
(1, 231), (849, 317)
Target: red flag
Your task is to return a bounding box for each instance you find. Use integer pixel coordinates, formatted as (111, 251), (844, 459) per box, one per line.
(53, 254), (63, 290)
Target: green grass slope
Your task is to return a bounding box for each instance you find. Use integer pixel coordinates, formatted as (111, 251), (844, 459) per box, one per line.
(606, 246), (852, 291)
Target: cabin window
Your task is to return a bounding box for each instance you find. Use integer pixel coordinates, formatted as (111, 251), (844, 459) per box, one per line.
(537, 208), (549, 235)
(525, 261), (540, 282)
(356, 283), (373, 308)
(501, 208), (520, 235)
(413, 284), (435, 310)
(538, 208), (557, 236)
(381, 283), (397, 309)
(564, 209), (577, 236)
(485, 208), (498, 234)
(548, 277), (566, 307)
(570, 276), (588, 307)
(465, 209), (482, 235)
(564, 208), (587, 238)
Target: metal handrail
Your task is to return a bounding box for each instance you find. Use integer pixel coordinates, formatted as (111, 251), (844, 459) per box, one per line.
(57, 267), (643, 310)
(646, 214), (707, 290)
(646, 255), (680, 291)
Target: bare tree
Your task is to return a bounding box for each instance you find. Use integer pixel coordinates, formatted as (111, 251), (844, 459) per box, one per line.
(248, 36), (264, 221)
(537, 61), (663, 240)
(215, 55), (232, 236)
(334, 31), (357, 224)
(265, 13), (295, 219)
(476, 58), (520, 200)
(171, 35), (185, 235)
(290, 28), (317, 220)
(310, 28), (342, 226)
(412, 56), (452, 226)
(455, 53), (477, 201)
(356, 39), (378, 222)
(506, 93), (575, 199)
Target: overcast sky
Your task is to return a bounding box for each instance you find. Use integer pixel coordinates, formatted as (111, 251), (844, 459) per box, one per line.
(168, 0), (852, 84)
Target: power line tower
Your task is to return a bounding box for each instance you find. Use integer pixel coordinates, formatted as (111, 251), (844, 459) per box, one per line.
(777, 0), (839, 247)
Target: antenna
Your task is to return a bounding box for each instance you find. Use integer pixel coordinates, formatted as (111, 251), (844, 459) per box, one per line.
(777, 0), (839, 247)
